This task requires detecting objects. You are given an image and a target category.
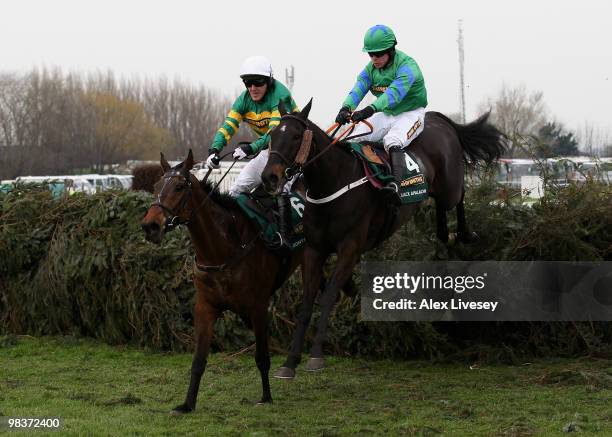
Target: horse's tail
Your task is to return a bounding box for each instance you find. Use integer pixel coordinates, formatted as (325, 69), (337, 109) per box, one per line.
(433, 111), (506, 165)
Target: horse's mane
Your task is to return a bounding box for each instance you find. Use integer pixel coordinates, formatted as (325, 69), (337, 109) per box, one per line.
(301, 114), (375, 156)
(198, 179), (241, 211)
(172, 161), (241, 211)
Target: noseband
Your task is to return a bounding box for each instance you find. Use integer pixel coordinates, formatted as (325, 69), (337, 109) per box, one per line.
(150, 171), (193, 231)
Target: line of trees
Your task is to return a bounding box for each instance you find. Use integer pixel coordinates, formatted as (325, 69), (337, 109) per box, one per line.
(478, 84), (612, 158)
(3, 71), (611, 180)
(0, 68), (250, 179)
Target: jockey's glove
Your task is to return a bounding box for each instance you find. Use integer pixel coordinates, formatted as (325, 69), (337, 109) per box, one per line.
(351, 105), (375, 123)
(206, 149), (221, 169)
(233, 143), (254, 160)
(335, 106), (352, 125)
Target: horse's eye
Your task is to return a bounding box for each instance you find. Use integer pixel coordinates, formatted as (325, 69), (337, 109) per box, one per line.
(175, 184), (184, 192)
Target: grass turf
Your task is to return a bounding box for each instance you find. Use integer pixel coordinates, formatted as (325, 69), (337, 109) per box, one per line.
(1, 336), (611, 436)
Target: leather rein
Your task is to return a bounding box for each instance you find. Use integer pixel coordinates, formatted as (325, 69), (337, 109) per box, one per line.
(268, 115), (373, 180)
(149, 161), (261, 273)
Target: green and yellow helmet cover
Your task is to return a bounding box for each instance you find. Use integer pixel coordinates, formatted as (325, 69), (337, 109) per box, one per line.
(362, 24), (397, 52)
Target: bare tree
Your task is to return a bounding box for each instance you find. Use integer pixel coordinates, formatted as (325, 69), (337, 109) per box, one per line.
(478, 84), (548, 156)
(575, 121), (611, 156)
(0, 67), (240, 178)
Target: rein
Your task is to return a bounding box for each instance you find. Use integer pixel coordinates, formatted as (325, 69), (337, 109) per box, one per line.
(271, 115), (374, 203)
(193, 229), (261, 275)
(272, 116), (373, 180)
(151, 151), (236, 232)
(149, 153), (261, 273)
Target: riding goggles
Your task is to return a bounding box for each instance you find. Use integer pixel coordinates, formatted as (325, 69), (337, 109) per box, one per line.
(243, 77), (267, 88)
(368, 49), (388, 58)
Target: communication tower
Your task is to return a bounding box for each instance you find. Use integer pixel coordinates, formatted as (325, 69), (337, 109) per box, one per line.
(457, 20), (466, 123)
(285, 65), (295, 91)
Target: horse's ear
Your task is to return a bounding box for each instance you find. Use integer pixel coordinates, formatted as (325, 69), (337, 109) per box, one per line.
(278, 100), (288, 116)
(160, 152), (170, 172)
(299, 98), (313, 119)
(183, 149), (194, 173)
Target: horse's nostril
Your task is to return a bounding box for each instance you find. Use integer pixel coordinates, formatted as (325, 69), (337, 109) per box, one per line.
(142, 221), (161, 237)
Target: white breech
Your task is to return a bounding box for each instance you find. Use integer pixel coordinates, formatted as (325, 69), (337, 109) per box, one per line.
(228, 149), (294, 197)
(349, 107), (426, 151)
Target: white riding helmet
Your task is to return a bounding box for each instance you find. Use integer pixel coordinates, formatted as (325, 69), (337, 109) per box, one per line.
(240, 56), (273, 78)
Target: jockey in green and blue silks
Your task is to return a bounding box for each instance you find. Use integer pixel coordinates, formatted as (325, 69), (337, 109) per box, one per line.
(335, 24), (428, 197)
(206, 55), (298, 198)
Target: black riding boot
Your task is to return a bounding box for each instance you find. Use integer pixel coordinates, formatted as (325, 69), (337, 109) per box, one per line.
(387, 146), (406, 203)
(277, 194), (294, 248)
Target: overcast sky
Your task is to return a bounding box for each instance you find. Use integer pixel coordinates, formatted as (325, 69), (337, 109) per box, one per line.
(3, 0), (611, 139)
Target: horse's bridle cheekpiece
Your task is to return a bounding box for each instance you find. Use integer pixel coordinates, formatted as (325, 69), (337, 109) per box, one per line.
(271, 114), (372, 183)
(151, 171), (193, 232)
(268, 114), (313, 180)
(149, 167), (262, 273)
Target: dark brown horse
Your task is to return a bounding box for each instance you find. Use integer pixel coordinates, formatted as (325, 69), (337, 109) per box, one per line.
(141, 150), (302, 412)
(261, 100), (505, 378)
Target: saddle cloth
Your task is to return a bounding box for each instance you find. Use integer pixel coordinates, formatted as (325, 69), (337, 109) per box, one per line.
(348, 142), (428, 204)
(235, 188), (305, 250)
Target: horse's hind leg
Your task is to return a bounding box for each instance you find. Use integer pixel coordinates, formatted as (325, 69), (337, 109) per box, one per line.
(307, 240), (360, 371)
(456, 190), (475, 243)
(252, 308), (272, 404)
(172, 295), (217, 414)
(435, 197), (449, 244)
(274, 245), (325, 379)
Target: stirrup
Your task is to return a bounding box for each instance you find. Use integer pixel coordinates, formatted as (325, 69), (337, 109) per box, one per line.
(270, 232), (283, 249)
(382, 182), (399, 193)
(273, 231), (293, 249)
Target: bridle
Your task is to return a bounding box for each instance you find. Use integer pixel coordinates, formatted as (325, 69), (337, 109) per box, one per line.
(149, 151), (239, 232)
(150, 170), (195, 232)
(148, 162), (262, 272)
(267, 114), (314, 180)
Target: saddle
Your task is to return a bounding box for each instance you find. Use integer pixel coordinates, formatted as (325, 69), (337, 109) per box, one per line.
(348, 141), (429, 204)
(235, 185), (305, 251)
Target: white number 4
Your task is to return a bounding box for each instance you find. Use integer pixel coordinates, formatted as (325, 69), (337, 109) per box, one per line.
(404, 154), (420, 172)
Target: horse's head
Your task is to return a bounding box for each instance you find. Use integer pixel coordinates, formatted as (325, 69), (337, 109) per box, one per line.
(262, 99), (313, 195)
(141, 149), (196, 244)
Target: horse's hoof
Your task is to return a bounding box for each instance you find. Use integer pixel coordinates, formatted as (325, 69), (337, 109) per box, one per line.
(273, 366), (296, 379)
(305, 357), (325, 372)
(458, 231), (479, 244)
(170, 403), (193, 415)
(256, 397), (273, 406)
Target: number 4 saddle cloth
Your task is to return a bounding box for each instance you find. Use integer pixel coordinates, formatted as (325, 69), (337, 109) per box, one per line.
(348, 142), (429, 205)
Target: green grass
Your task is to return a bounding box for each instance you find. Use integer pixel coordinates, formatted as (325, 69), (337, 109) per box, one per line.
(1, 337), (611, 436)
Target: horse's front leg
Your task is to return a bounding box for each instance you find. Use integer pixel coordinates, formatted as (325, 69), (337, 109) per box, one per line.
(251, 307), (272, 404)
(307, 239), (360, 371)
(172, 292), (217, 414)
(274, 245), (325, 379)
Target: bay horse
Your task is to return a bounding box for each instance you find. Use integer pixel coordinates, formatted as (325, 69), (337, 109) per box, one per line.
(141, 150), (302, 411)
(261, 100), (505, 378)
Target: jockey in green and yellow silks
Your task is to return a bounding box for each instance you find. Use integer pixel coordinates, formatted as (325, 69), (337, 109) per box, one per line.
(205, 55), (298, 246)
(335, 24), (428, 198)
(206, 55), (298, 198)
